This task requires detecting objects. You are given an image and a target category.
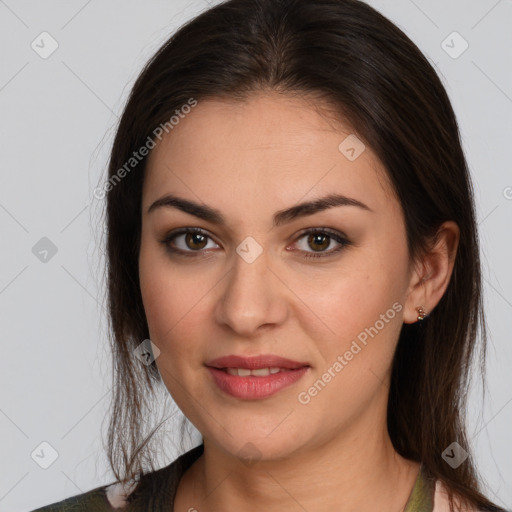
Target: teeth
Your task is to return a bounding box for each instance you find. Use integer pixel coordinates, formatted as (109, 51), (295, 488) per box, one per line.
(225, 367), (284, 377)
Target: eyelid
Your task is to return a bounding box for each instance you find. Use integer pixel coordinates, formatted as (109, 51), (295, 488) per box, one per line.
(160, 226), (350, 258)
(289, 227), (350, 258)
(160, 227), (220, 256)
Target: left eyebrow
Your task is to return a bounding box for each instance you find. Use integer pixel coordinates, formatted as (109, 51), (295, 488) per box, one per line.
(146, 192), (373, 227)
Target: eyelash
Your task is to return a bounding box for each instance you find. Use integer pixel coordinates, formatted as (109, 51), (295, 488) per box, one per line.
(160, 227), (351, 259)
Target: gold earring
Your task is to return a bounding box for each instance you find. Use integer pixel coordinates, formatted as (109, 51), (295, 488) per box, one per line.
(416, 305), (427, 321)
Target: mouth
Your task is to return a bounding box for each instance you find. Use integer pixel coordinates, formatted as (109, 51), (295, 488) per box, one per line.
(205, 353), (310, 371)
(214, 366), (305, 377)
(205, 354), (310, 399)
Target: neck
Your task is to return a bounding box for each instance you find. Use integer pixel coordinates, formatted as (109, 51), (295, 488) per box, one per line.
(176, 409), (421, 512)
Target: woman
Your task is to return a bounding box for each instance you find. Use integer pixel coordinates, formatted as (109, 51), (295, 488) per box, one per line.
(33, 0), (506, 510)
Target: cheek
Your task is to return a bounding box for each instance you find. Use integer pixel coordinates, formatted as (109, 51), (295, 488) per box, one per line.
(140, 274), (197, 349)
(295, 272), (404, 428)
(138, 243), (212, 371)
(139, 262), (207, 410)
(296, 251), (405, 338)
(294, 237), (408, 380)
(139, 234), (189, 330)
(306, 279), (403, 377)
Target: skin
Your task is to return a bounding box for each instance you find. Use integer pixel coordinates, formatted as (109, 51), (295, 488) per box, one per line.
(138, 91), (460, 512)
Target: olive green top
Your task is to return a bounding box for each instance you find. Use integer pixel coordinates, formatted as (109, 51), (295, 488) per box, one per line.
(404, 463), (435, 512)
(32, 445), (436, 511)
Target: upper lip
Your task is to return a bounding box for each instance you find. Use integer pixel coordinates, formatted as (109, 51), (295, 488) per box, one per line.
(206, 354), (310, 370)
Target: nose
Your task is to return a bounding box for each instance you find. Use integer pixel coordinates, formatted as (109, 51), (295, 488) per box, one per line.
(214, 243), (288, 337)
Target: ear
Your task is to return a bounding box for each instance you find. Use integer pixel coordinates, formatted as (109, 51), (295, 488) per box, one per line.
(403, 221), (460, 324)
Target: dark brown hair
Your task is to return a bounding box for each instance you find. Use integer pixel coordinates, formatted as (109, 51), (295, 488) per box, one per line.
(102, 0), (502, 510)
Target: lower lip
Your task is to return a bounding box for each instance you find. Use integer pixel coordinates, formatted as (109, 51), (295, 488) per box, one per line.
(206, 366), (309, 400)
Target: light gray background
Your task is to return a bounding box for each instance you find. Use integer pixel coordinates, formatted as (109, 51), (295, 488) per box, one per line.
(0, 1), (511, 510)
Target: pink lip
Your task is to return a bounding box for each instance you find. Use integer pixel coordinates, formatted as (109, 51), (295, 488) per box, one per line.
(206, 367), (309, 399)
(206, 354), (309, 370)
(205, 354), (310, 400)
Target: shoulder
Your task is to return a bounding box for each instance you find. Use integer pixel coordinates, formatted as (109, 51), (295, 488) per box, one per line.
(433, 479), (473, 512)
(433, 479), (508, 512)
(30, 479), (140, 511)
(30, 485), (113, 511)
(31, 443), (204, 511)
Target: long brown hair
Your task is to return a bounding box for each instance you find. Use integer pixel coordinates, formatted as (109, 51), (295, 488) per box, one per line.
(102, 0), (502, 509)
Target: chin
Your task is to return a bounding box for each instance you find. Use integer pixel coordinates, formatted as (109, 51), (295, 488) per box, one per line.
(205, 427), (309, 465)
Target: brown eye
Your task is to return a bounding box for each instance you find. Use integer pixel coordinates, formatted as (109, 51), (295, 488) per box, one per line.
(161, 227), (350, 260)
(293, 228), (351, 259)
(161, 228), (219, 257)
(184, 231), (208, 250)
(307, 232), (330, 252)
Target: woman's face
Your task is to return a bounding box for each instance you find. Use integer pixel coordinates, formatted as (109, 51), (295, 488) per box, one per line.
(139, 92), (418, 461)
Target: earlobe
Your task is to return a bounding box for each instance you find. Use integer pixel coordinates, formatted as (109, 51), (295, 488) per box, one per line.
(415, 305), (428, 321)
(402, 257), (431, 324)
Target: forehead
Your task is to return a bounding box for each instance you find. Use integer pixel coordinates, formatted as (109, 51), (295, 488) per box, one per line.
(143, 92), (396, 217)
